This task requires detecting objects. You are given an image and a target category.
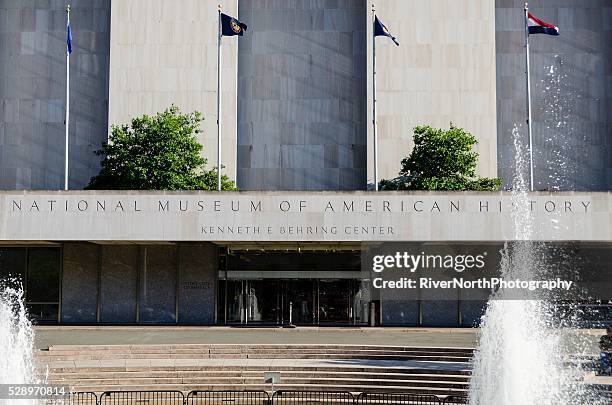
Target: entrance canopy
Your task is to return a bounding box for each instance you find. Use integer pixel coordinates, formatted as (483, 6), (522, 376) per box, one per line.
(1, 191), (610, 242)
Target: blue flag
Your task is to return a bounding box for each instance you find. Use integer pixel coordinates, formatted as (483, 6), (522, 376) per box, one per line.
(67, 23), (73, 54)
(221, 13), (247, 36)
(374, 16), (399, 46)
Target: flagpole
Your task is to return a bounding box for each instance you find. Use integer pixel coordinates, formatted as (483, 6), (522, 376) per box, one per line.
(216, 5), (222, 191)
(64, 4), (71, 191)
(372, 4), (379, 191)
(524, 3), (534, 191)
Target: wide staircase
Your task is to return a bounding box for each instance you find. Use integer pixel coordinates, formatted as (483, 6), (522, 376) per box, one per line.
(36, 344), (472, 397)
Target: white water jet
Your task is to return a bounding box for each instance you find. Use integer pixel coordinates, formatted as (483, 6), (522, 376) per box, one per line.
(538, 55), (582, 190)
(0, 281), (39, 405)
(468, 126), (597, 404)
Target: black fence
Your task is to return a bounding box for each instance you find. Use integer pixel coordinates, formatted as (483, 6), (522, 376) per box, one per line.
(357, 392), (442, 405)
(187, 390), (271, 405)
(51, 390), (468, 405)
(43, 392), (98, 405)
(99, 390), (185, 404)
(272, 391), (355, 405)
(441, 395), (469, 404)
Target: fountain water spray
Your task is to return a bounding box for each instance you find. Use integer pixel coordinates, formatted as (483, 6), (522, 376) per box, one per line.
(538, 56), (581, 190)
(0, 281), (40, 405)
(468, 126), (598, 404)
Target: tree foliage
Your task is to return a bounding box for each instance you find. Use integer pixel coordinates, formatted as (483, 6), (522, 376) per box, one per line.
(86, 105), (236, 190)
(380, 125), (501, 191)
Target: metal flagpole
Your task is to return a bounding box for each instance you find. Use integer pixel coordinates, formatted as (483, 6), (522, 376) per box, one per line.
(372, 4), (379, 191)
(524, 3), (534, 191)
(64, 4), (71, 191)
(216, 5), (222, 191)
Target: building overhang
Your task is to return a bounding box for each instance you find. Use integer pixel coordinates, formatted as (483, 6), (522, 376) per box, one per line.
(1, 191), (610, 242)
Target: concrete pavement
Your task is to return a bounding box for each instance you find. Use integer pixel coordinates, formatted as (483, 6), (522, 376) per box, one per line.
(34, 326), (479, 349)
(33, 326), (605, 354)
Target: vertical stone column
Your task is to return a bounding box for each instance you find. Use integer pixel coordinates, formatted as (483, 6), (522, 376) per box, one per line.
(0, 1), (111, 189)
(237, 0), (367, 190)
(178, 243), (218, 324)
(99, 245), (138, 323)
(367, 0), (497, 185)
(496, 0), (612, 190)
(60, 243), (99, 324)
(108, 0), (239, 182)
(139, 245), (178, 324)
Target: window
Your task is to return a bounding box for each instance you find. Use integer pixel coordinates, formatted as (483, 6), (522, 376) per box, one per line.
(26, 248), (61, 321)
(0, 248), (27, 287)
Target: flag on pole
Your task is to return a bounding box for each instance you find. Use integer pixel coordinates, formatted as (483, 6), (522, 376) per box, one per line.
(527, 12), (559, 36)
(64, 5), (72, 190)
(216, 10), (246, 191)
(66, 20), (73, 54)
(372, 12), (398, 191)
(221, 13), (247, 36)
(374, 16), (399, 46)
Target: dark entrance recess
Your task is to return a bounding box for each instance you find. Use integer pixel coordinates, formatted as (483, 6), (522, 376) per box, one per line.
(217, 250), (370, 326)
(0, 247), (61, 322)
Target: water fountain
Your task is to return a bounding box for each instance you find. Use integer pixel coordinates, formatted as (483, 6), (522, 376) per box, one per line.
(0, 281), (40, 405)
(468, 58), (604, 404)
(468, 126), (579, 404)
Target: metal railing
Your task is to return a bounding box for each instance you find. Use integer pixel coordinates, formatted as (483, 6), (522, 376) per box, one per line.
(43, 392), (98, 405)
(272, 390), (355, 405)
(99, 390), (185, 404)
(51, 390), (469, 405)
(187, 390), (271, 405)
(441, 395), (469, 404)
(357, 392), (442, 405)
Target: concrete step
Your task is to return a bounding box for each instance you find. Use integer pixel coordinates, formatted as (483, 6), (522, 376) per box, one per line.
(48, 375), (468, 388)
(45, 370), (470, 382)
(36, 353), (473, 362)
(38, 364), (471, 375)
(36, 354), (472, 362)
(35, 344), (474, 397)
(39, 348), (473, 355)
(42, 344), (474, 353)
(37, 347), (473, 355)
(66, 383), (468, 396)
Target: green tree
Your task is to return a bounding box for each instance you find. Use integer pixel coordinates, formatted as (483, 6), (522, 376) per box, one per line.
(86, 105), (236, 190)
(380, 124), (501, 191)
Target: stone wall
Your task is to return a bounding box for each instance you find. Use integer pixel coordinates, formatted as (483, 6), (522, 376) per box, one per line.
(0, 0), (110, 189)
(368, 0), (498, 186)
(140, 245), (178, 324)
(178, 243), (218, 324)
(60, 242), (218, 325)
(61, 243), (98, 323)
(3, 191), (610, 242)
(496, 0), (612, 190)
(108, 0), (239, 182)
(236, 0), (367, 190)
(99, 244), (139, 323)
(381, 300), (486, 327)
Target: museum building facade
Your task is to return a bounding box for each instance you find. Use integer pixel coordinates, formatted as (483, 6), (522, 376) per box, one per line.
(0, 1), (610, 326)
(1, 191), (611, 327)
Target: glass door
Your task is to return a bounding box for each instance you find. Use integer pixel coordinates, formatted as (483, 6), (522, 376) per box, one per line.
(317, 280), (351, 324)
(245, 280), (280, 324)
(226, 280), (245, 323)
(221, 278), (370, 326)
(351, 279), (370, 325)
(282, 280), (315, 325)
(225, 280), (281, 324)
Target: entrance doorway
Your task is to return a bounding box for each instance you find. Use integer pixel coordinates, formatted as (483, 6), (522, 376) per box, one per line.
(218, 249), (369, 326)
(282, 280), (315, 324)
(220, 279), (368, 326)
